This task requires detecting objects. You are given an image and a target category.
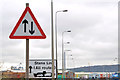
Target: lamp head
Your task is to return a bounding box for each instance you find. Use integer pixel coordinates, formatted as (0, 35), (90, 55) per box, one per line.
(67, 30), (71, 32)
(63, 10), (68, 12)
(67, 42), (70, 44)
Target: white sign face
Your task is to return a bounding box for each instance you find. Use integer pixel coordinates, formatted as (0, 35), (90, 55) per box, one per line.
(14, 12), (42, 36)
(29, 59), (56, 78)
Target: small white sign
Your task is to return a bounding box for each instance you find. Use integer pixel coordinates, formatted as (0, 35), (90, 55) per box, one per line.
(29, 59), (56, 78)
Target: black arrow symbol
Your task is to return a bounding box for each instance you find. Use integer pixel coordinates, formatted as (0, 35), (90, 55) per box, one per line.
(22, 19), (28, 33)
(29, 66), (32, 73)
(29, 22), (35, 35)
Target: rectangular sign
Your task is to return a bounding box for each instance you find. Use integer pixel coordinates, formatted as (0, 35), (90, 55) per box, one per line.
(29, 59), (56, 78)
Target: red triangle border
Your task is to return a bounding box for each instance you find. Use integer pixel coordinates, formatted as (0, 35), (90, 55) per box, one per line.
(9, 7), (46, 39)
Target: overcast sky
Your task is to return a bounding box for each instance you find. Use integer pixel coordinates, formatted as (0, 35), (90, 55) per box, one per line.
(0, 0), (119, 70)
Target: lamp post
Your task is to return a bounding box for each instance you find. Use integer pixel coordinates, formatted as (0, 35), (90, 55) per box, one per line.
(64, 49), (71, 73)
(62, 30), (71, 78)
(55, 10), (68, 78)
(63, 42), (71, 73)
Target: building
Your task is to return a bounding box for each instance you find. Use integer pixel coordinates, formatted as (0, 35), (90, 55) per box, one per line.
(2, 70), (25, 78)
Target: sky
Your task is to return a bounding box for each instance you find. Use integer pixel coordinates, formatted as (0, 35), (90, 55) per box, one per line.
(0, 0), (119, 70)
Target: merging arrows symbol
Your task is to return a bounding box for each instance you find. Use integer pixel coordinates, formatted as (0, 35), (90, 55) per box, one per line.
(29, 22), (35, 35)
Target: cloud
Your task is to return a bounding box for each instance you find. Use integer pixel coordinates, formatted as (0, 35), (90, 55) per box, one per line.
(0, 0), (118, 69)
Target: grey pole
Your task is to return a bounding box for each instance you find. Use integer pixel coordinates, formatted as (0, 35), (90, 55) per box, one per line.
(55, 11), (58, 79)
(62, 31), (65, 79)
(64, 49), (71, 74)
(55, 10), (68, 79)
(62, 30), (71, 78)
(26, 3), (29, 80)
(26, 39), (29, 80)
(64, 52), (66, 74)
(51, 0), (55, 79)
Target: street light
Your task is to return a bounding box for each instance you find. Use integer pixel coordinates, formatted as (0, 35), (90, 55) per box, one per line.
(64, 42), (71, 73)
(64, 49), (71, 73)
(55, 10), (68, 78)
(62, 30), (71, 78)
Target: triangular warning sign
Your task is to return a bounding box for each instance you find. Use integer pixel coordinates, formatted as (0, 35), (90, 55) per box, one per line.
(9, 7), (46, 39)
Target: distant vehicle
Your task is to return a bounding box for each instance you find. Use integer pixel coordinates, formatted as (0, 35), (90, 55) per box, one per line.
(89, 73), (100, 79)
(112, 73), (118, 80)
(11, 66), (24, 70)
(112, 73), (118, 77)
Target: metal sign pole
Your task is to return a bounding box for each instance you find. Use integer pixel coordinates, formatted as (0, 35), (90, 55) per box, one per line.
(26, 3), (29, 80)
(26, 4), (29, 80)
(51, 0), (55, 79)
(26, 39), (29, 80)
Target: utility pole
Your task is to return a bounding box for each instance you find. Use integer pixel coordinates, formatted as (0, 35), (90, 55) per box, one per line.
(51, 0), (55, 79)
